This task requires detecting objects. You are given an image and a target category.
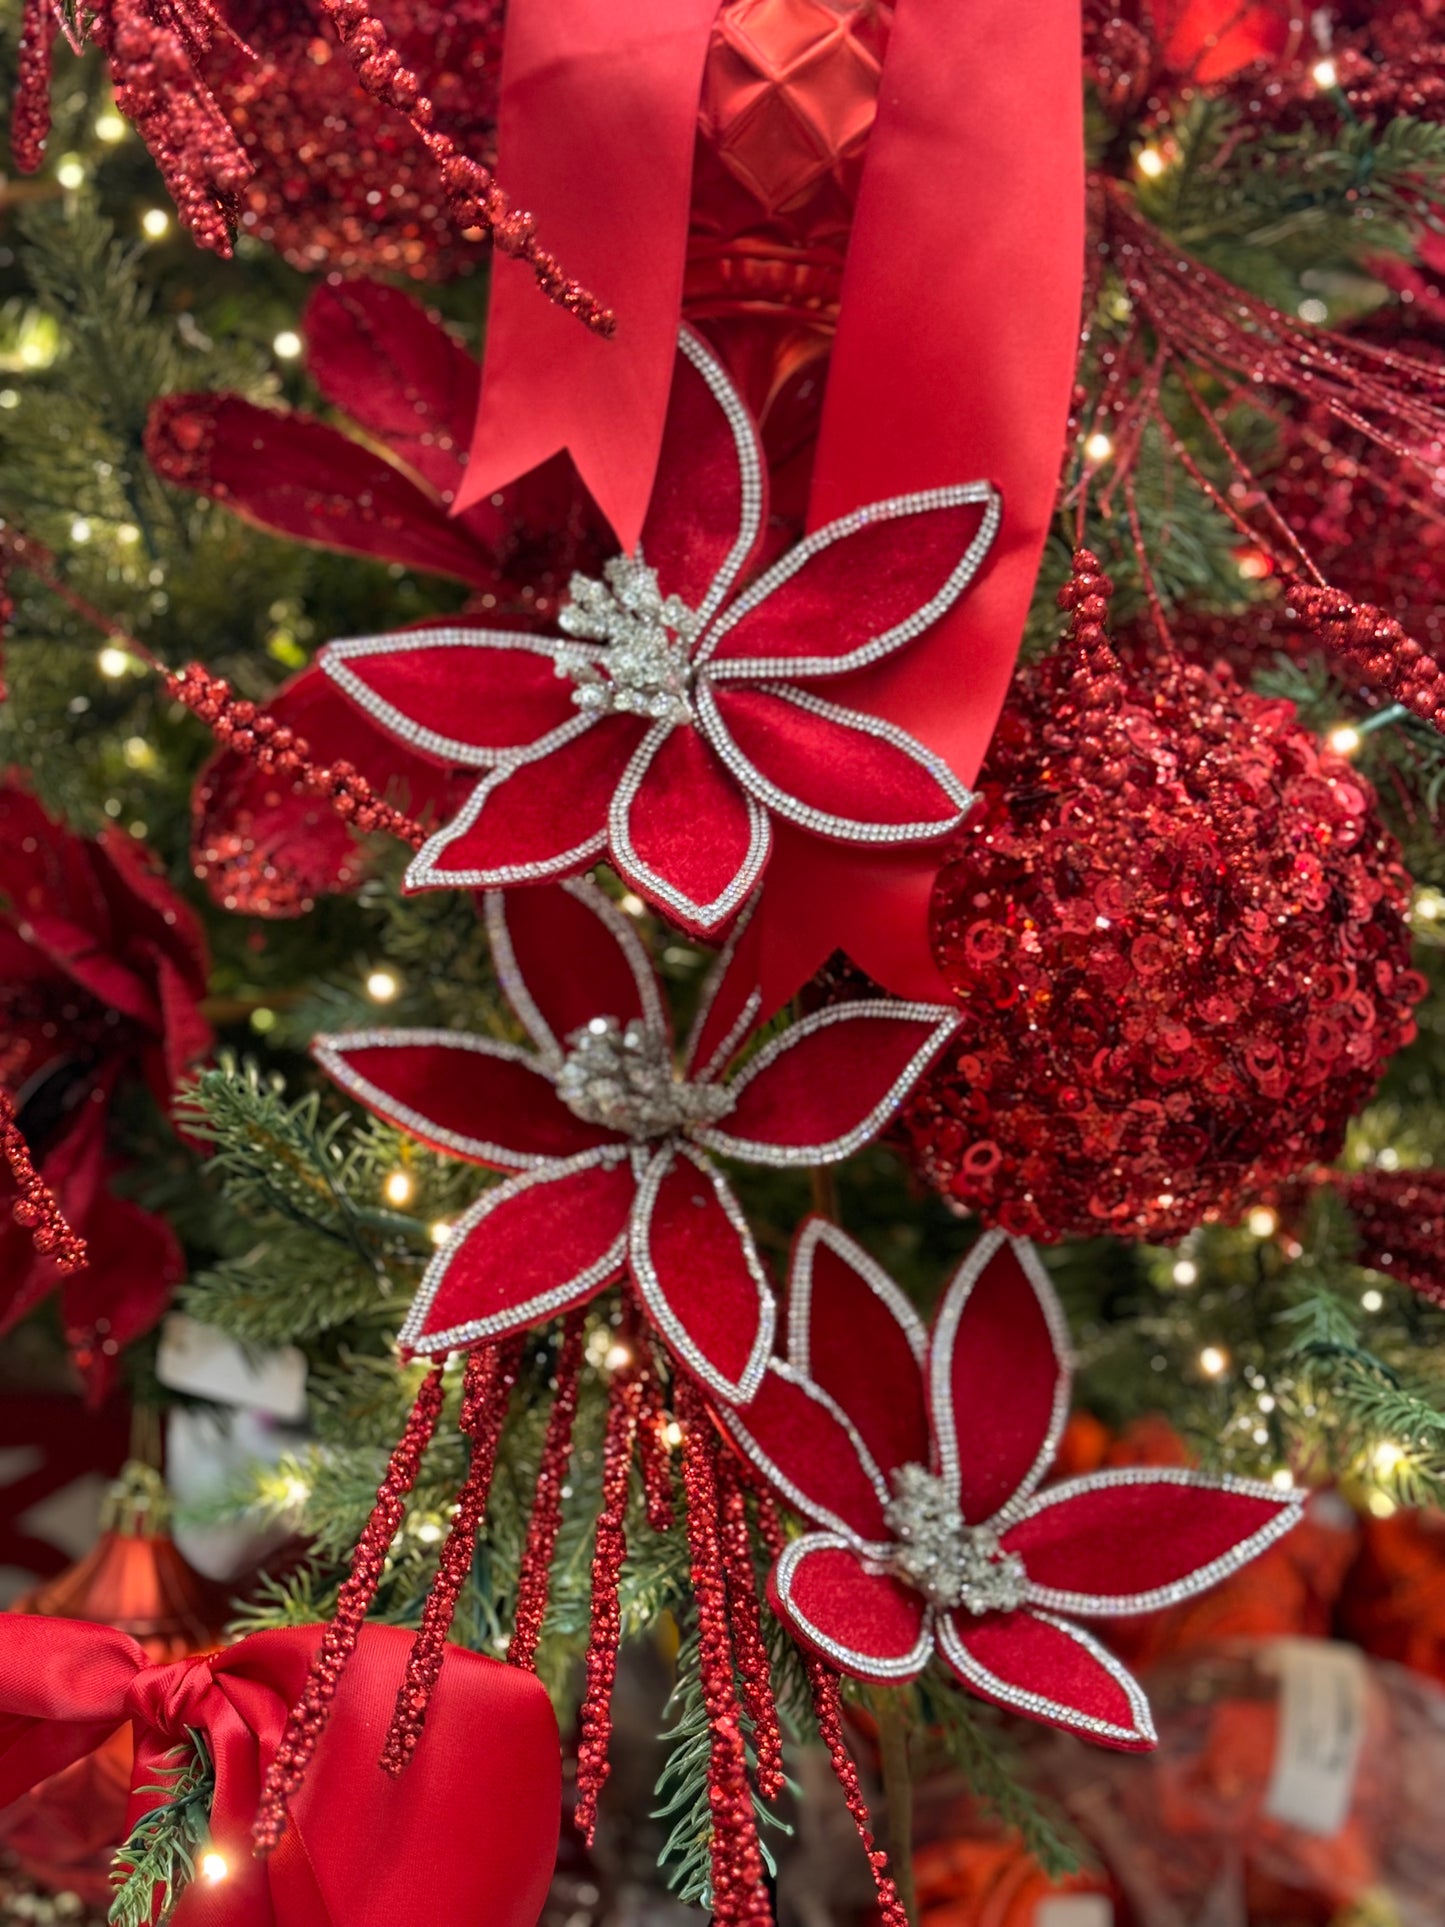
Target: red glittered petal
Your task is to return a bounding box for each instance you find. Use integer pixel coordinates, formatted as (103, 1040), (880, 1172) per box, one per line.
(408, 716), (647, 891)
(704, 484), (1000, 682)
(641, 331), (767, 621)
(701, 683), (972, 841)
(767, 1533), (931, 1683)
(719, 1360), (891, 1544)
(400, 1156), (635, 1355)
(697, 1002), (956, 1167)
(938, 1610), (1156, 1751)
(314, 1029), (618, 1171)
(1005, 1469), (1304, 1615)
(629, 1144), (775, 1404)
(484, 880), (666, 1063)
(784, 1218), (929, 1479)
(928, 1234), (1071, 1526)
(322, 628), (582, 767)
(610, 723), (770, 936)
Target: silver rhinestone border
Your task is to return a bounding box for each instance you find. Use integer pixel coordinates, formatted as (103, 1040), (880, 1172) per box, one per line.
(786, 1216), (929, 1379)
(675, 328), (767, 631)
(935, 1608), (1157, 1748)
(772, 1530), (935, 1683)
(721, 1356), (898, 1548)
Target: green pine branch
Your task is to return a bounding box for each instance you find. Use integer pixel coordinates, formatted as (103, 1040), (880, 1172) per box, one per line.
(107, 1729), (216, 1927)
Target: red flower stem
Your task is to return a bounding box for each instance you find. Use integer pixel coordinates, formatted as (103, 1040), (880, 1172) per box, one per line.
(714, 1449), (784, 1802)
(0, 525), (160, 661)
(253, 1363), (447, 1853)
(0, 1087), (86, 1272)
(573, 1356), (643, 1844)
(380, 1338), (524, 1774)
(508, 1311), (587, 1672)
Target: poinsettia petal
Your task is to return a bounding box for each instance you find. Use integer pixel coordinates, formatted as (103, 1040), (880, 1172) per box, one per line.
(929, 1233), (1071, 1525)
(785, 1218), (929, 1479)
(629, 1144), (775, 1404)
(702, 483), (1000, 680)
(303, 279), (479, 506)
(641, 330), (766, 625)
(484, 879), (666, 1068)
(400, 1154), (635, 1355)
(768, 1532), (932, 1683)
(407, 715), (648, 891)
(937, 1610), (1156, 1750)
(609, 723), (770, 936)
(700, 682), (973, 841)
(719, 1359), (892, 1544)
(696, 1002), (956, 1167)
(682, 896), (762, 1083)
(1004, 1469), (1304, 1615)
(313, 1029), (617, 1170)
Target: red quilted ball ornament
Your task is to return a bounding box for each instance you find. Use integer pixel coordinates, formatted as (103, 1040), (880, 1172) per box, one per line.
(202, 0), (505, 276)
(897, 555), (1426, 1244)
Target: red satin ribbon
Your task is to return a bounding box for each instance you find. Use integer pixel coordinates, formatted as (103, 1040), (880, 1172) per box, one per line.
(0, 1616), (560, 1926)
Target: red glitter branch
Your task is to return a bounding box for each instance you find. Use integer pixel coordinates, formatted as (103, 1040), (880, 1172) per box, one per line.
(509, 1312), (587, 1672)
(635, 1340), (678, 1534)
(715, 1449), (784, 1803)
(1286, 584), (1445, 732)
(574, 1357), (644, 1844)
(0, 1087), (87, 1273)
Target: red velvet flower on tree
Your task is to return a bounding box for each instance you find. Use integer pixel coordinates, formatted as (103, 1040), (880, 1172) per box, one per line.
(146, 277), (608, 915)
(720, 1223), (1302, 1747)
(0, 784), (211, 1396)
(319, 329), (999, 936)
(313, 879), (955, 1402)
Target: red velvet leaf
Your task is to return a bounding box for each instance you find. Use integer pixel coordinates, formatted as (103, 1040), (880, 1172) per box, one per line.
(938, 1610), (1155, 1750)
(485, 881), (665, 1062)
(720, 1363), (890, 1543)
(768, 1534), (930, 1681)
(610, 723), (770, 935)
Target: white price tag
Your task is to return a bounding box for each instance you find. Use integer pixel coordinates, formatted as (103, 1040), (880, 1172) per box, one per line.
(156, 1314), (308, 1421)
(1263, 1638), (1367, 1838)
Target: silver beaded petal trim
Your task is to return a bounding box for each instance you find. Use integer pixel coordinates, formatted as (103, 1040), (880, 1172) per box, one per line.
(699, 481), (1002, 682)
(397, 1147), (639, 1356)
(694, 678), (976, 844)
(627, 1141), (776, 1405)
(721, 1357), (897, 1548)
(772, 1530), (935, 1683)
(694, 1000), (959, 1169)
(312, 1027), (613, 1172)
(1008, 1467), (1305, 1618)
(680, 894), (762, 1084)
(674, 328), (767, 630)
(321, 627), (597, 768)
(927, 1231), (1074, 1523)
(785, 1216), (929, 1380)
(935, 1608), (1158, 1748)
(607, 719), (772, 933)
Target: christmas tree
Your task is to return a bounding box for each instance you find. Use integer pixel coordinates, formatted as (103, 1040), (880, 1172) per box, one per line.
(3, 2), (1445, 1923)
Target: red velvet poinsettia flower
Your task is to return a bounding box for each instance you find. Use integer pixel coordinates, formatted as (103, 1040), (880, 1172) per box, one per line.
(313, 880), (955, 1402)
(319, 328), (1000, 937)
(0, 784), (212, 1396)
(720, 1223), (1302, 1747)
(145, 276), (607, 916)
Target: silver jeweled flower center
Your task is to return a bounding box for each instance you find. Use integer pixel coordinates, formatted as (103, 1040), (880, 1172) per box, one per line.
(557, 556), (702, 725)
(555, 1016), (733, 1141)
(883, 1463), (1027, 1614)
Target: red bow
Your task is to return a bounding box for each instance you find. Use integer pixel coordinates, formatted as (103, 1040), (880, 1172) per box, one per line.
(0, 1616), (560, 1926)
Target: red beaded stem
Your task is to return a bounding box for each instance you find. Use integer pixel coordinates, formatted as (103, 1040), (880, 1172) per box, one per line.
(508, 1311), (587, 1672)
(0, 1087), (86, 1272)
(315, 0), (613, 336)
(677, 1380), (772, 1926)
(754, 1491), (908, 1927)
(380, 1338), (524, 1775)
(1287, 583), (1445, 732)
(714, 1450), (784, 1802)
(635, 1342), (677, 1534)
(10, 0), (56, 174)
(573, 1358), (644, 1845)
(253, 1363), (447, 1853)
(164, 662), (428, 850)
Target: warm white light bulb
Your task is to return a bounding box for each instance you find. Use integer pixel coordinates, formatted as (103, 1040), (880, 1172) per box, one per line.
(604, 1341), (633, 1372)
(1198, 1345), (1229, 1379)
(98, 645), (132, 678)
(56, 155), (85, 190)
(1327, 724), (1361, 757)
(141, 208), (170, 239)
(1361, 1288), (1384, 1313)
(200, 1852), (229, 1885)
(1083, 430), (1114, 464)
(384, 1170), (414, 1207)
(1311, 56), (1339, 89)
(95, 110), (128, 143)
(1136, 145), (1167, 179)
(365, 968), (400, 1002)
(1246, 1206), (1278, 1239)
(273, 330), (303, 361)
(429, 1220), (453, 1246)
(1172, 1258), (1198, 1287)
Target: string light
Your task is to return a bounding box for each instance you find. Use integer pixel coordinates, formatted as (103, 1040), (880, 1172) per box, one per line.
(1311, 56), (1339, 89)
(366, 968), (400, 1002)
(273, 330), (303, 360)
(618, 893), (647, 916)
(1361, 1288), (1384, 1313)
(1136, 145), (1167, 179)
(1372, 1440), (1405, 1477)
(429, 1220), (453, 1246)
(1270, 1468), (1295, 1492)
(1368, 1491), (1397, 1518)
(98, 645), (133, 678)
(55, 155), (85, 189)
(662, 1419), (684, 1449)
(1083, 430), (1114, 464)
(1327, 724), (1361, 757)
(413, 1518), (444, 1544)
(200, 1852), (229, 1885)
(1246, 1206), (1278, 1238)
(94, 109), (127, 143)
(141, 208), (170, 239)
(1198, 1345), (1230, 1379)
(1172, 1258), (1198, 1286)
(69, 518), (92, 544)
(603, 1341), (633, 1372)
(280, 1475), (311, 1508)
(383, 1170), (414, 1207)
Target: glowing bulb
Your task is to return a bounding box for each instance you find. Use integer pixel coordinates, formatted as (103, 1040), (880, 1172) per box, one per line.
(0, 390), (17, 410)
(383, 1170), (414, 1207)
(1311, 56), (1339, 89)
(1172, 1258), (1198, 1286)
(662, 1419), (684, 1449)
(98, 645), (132, 678)
(1136, 144), (1167, 179)
(55, 155), (85, 190)
(273, 329), (304, 361)
(1373, 1440), (1405, 1476)
(366, 968), (400, 1002)
(94, 110), (128, 143)
(1270, 1468), (1295, 1492)
(1083, 431), (1114, 464)
(200, 1852), (229, 1885)
(70, 518), (92, 544)
(429, 1220), (453, 1246)
(1361, 1288), (1384, 1313)
(141, 208), (170, 239)
(414, 1518), (444, 1544)
(604, 1341), (633, 1372)
(1198, 1345), (1229, 1379)
(1327, 724), (1361, 757)
(1368, 1490), (1397, 1518)
(1246, 1206), (1278, 1239)
(116, 522), (140, 545)
(123, 735), (155, 770)
(618, 893), (647, 916)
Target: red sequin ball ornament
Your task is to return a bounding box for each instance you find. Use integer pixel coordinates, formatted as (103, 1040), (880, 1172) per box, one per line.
(897, 551), (1427, 1244)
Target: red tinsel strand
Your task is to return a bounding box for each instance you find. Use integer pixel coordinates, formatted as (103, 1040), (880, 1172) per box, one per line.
(573, 1359), (644, 1845)
(507, 1311), (587, 1672)
(314, 0), (612, 335)
(714, 1450), (784, 1803)
(380, 1338), (524, 1775)
(164, 662), (428, 848)
(10, 0), (56, 173)
(635, 1346), (677, 1533)
(0, 1086), (86, 1272)
(1286, 583), (1445, 731)
(677, 1379), (772, 1926)
(252, 1363), (446, 1852)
